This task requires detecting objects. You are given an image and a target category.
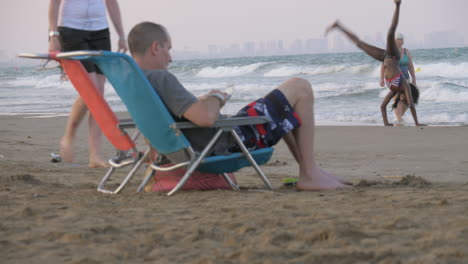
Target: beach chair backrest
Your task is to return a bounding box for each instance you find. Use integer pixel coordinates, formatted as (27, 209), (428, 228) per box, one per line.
(60, 59), (136, 151)
(86, 51), (191, 155)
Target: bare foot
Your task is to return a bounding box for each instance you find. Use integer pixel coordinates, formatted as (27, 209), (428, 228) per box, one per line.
(297, 169), (350, 191)
(320, 168), (353, 185)
(325, 20), (340, 36)
(89, 160), (110, 168)
(59, 137), (74, 163)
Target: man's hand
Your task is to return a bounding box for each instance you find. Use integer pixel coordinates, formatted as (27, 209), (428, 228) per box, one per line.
(48, 37), (61, 52)
(206, 89), (229, 107)
(117, 37), (128, 53)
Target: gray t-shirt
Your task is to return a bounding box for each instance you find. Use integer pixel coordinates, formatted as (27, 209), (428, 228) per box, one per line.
(143, 69), (235, 155)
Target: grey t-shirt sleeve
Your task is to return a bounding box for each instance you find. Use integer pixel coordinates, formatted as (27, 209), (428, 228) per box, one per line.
(144, 70), (198, 119)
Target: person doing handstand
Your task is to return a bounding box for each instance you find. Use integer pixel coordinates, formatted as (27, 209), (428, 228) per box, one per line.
(127, 22), (351, 191)
(326, 0), (425, 126)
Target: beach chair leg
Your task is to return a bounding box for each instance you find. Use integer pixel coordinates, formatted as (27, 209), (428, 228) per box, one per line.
(167, 130), (224, 196)
(222, 173), (240, 191)
(97, 148), (149, 194)
(230, 130), (273, 190)
(136, 157), (156, 192)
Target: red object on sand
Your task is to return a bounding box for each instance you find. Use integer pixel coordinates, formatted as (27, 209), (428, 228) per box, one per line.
(149, 166), (236, 192)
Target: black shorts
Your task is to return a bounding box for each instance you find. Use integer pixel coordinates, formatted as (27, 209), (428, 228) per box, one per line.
(58, 26), (111, 74)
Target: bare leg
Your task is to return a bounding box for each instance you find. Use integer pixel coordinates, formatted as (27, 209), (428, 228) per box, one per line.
(283, 132), (352, 185)
(60, 97), (88, 162)
(277, 78), (349, 190)
(326, 20), (386, 62)
(393, 96), (408, 126)
(87, 73), (109, 168)
(386, 0), (402, 59)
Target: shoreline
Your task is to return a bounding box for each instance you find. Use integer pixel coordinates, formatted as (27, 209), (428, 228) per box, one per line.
(1, 112), (467, 127)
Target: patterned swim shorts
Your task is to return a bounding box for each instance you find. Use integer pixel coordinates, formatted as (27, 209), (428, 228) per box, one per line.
(231, 89), (302, 150)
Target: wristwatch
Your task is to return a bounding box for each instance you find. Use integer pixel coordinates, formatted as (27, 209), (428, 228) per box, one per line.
(49, 31), (60, 37)
(209, 92), (225, 104)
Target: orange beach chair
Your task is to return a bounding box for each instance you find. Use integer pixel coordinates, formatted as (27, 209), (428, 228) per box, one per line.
(18, 52), (148, 194)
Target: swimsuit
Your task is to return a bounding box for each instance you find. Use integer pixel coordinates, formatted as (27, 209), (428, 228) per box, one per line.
(399, 49), (410, 78)
(385, 72), (403, 89)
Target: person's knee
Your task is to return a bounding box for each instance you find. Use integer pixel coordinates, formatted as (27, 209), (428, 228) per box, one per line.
(278, 77), (314, 105)
(290, 77), (314, 100)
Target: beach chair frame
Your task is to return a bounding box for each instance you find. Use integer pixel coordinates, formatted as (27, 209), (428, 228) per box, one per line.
(54, 50), (274, 195)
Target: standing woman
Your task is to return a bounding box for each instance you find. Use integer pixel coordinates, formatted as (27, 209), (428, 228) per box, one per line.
(380, 33), (419, 125)
(48, 0), (127, 167)
(326, 0), (425, 126)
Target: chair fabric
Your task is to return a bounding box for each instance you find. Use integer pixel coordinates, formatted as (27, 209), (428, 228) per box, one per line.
(75, 51), (274, 194)
(60, 59), (135, 151)
(90, 52), (191, 155)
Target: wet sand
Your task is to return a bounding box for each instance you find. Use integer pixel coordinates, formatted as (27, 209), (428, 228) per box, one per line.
(1, 114), (468, 263)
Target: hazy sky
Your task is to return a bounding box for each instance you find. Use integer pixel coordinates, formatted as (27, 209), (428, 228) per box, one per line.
(1, 0), (467, 56)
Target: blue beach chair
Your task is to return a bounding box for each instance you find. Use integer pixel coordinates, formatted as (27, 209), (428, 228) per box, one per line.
(56, 51), (275, 196)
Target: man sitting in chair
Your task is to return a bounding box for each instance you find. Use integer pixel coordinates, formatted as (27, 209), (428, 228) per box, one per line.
(127, 22), (350, 191)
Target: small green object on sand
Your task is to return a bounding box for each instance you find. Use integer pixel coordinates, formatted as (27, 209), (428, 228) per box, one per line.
(283, 177), (298, 186)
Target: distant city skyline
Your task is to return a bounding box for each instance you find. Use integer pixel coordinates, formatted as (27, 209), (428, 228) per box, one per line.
(1, 0), (467, 61)
(171, 30), (466, 60)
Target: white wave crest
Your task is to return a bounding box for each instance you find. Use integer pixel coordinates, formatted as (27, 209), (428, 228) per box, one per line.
(416, 62), (468, 78)
(263, 64), (375, 77)
(196, 62), (268, 78)
(421, 87), (468, 103)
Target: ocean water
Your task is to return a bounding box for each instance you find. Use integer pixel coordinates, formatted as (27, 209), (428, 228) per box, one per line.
(1, 47), (467, 125)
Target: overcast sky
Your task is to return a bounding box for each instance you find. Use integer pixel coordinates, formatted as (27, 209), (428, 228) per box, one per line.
(1, 0), (467, 56)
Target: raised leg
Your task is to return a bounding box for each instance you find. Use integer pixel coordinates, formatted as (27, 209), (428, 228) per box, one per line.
(386, 0), (402, 59)
(326, 20), (386, 62)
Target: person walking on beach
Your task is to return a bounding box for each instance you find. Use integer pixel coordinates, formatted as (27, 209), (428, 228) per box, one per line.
(48, 0), (127, 167)
(127, 22), (350, 191)
(380, 32), (419, 126)
(326, 0), (425, 127)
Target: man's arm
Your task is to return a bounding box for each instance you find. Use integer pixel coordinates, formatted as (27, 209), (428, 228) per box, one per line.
(105, 0), (127, 53)
(48, 0), (61, 51)
(183, 90), (229, 127)
(379, 63), (385, 87)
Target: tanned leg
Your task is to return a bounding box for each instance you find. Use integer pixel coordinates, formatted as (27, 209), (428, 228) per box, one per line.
(326, 20), (386, 62)
(386, 0), (402, 59)
(283, 131), (352, 185)
(277, 78), (349, 190)
(87, 73), (109, 168)
(60, 97), (88, 162)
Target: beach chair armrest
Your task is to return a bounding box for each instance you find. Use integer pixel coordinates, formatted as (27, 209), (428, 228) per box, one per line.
(172, 116), (272, 130)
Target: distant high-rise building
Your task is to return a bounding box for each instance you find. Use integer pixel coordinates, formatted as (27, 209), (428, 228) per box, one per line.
(304, 38), (328, 53)
(207, 45), (218, 58)
(290, 39), (304, 54)
(328, 35), (345, 52)
(243, 41), (255, 57)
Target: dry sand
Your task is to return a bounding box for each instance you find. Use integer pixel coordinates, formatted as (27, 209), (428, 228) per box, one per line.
(1, 114), (468, 264)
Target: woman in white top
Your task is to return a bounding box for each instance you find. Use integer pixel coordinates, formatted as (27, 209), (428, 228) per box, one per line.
(48, 0), (127, 168)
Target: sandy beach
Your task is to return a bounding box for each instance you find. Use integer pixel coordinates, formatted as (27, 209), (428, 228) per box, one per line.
(1, 114), (468, 263)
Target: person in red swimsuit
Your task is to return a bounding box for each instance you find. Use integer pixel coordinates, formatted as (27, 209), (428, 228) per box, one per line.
(326, 0), (425, 126)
